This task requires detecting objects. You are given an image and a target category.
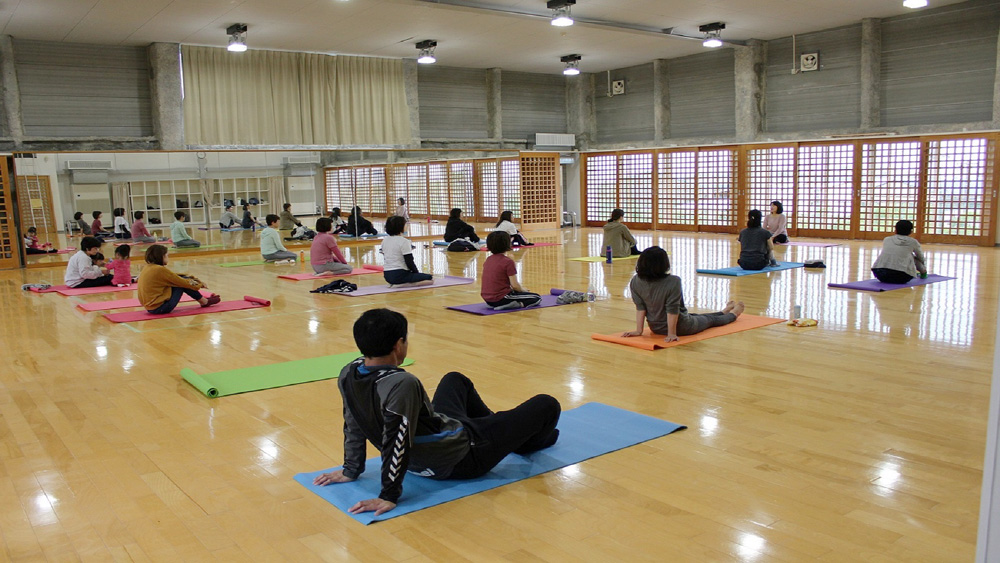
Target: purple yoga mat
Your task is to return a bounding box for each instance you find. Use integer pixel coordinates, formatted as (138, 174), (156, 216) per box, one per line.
(828, 274), (955, 292)
(447, 294), (562, 315)
(334, 276), (474, 297)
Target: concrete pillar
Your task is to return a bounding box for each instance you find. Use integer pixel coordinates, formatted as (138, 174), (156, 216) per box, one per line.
(566, 74), (596, 149)
(0, 35), (25, 147)
(993, 26), (1000, 127)
(402, 59), (421, 148)
(653, 59), (670, 143)
(861, 18), (882, 130)
(734, 40), (766, 142)
(486, 68), (502, 141)
(148, 43), (184, 150)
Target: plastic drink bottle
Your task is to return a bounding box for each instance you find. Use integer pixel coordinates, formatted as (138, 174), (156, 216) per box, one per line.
(606, 245), (613, 263)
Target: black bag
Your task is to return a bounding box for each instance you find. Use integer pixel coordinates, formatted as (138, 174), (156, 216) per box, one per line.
(447, 240), (478, 252)
(311, 280), (357, 294)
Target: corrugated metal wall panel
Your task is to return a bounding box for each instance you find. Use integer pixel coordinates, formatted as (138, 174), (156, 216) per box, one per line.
(766, 25), (862, 132)
(13, 39), (152, 137)
(500, 71), (567, 140)
(881, 1), (999, 126)
(417, 66), (488, 139)
(668, 51), (736, 138)
(595, 63), (654, 144)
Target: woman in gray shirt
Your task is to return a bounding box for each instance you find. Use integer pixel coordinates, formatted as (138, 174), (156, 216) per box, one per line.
(871, 220), (927, 284)
(622, 246), (744, 342)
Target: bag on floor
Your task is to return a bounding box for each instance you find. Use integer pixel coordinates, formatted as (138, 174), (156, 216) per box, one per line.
(447, 239), (478, 252)
(311, 280), (357, 294)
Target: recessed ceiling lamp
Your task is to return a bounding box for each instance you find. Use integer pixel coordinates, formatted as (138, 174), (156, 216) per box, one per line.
(416, 40), (437, 64)
(226, 23), (248, 52)
(903, 0), (928, 7)
(549, 0), (575, 27)
(561, 54), (581, 76)
(699, 22), (725, 48)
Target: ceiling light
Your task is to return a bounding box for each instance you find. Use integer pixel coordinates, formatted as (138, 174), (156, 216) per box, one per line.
(227, 23), (247, 52)
(903, 0), (928, 7)
(549, 0), (575, 27)
(699, 22), (725, 48)
(561, 54), (581, 76)
(416, 40), (437, 64)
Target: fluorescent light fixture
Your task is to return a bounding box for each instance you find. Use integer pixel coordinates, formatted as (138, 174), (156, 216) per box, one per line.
(416, 40), (437, 64)
(226, 23), (247, 52)
(903, 0), (928, 7)
(561, 54), (581, 76)
(699, 22), (725, 48)
(549, 0), (575, 27)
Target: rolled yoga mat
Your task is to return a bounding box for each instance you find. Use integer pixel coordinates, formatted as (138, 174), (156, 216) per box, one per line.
(279, 265), (383, 280)
(828, 274), (955, 292)
(294, 402), (685, 525)
(333, 276), (474, 297)
(103, 295), (270, 323)
(77, 289), (213, 311)
(592, 314), (786, 351)
(696, 262), (805, 276)
(445, 288), (581, 315)
(181, 352), (414, 398)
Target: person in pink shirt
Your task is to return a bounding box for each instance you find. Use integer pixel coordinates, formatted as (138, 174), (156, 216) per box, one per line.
(310, 217), (353, 275)
(481, 231), (541, 310)
(131, 211), (157, 243)
(107, 244), (134, 286)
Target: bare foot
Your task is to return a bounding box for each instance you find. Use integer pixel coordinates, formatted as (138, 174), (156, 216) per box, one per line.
(732, 301), (745, 318)
(722, 300), (736, 314)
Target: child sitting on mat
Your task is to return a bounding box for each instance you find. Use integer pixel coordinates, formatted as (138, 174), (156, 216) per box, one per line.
(381, 216), (431, 287)
(481, 231), (541, 310)
(64, 236), (113, 288)
(622, 246), (744, 342)
(738, 209), (777, 270)
(260, 214), (297, 263)
(170, 212), (201, 248)
(138, 244), (220, 314)
(312, 308), (561, 516)
(494, 211), (533, 246)
(310, 217), (353, 275)
(871, 220), (928, 284)
(108, 244), (134, 286)
(23, 227), (56, 254)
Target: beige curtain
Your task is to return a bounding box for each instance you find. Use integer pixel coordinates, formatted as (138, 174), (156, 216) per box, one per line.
(182, 46), (411, 146)
(267, 177), (285, 213)
(111, 182), (129, 219)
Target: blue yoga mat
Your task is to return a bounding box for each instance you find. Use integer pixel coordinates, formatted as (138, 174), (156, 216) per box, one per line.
(294, 402), (685, 524)
(696, 261), (805, 276)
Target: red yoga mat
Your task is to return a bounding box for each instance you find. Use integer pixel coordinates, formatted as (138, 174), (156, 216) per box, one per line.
(76, 290), (214, 311)
(278, 265), (383, 281)
(102, 295), (271, 323)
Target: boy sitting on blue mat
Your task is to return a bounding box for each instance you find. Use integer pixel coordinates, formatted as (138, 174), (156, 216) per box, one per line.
(313, 308), (561, 516)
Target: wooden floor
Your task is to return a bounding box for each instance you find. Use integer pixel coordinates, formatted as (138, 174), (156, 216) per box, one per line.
(0, 228), (995, 561)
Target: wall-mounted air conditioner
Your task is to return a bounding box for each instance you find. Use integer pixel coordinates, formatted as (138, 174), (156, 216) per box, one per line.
(284, 155), (321, 165)
(531, 133), (576, 150)
(66, 160), (113, 170)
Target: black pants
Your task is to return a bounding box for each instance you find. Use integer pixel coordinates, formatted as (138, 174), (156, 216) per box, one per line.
(432, 372), (560, 480)
(738, 255), (769, 270)
(74, 275), (113, 288)
(872, 268), (913, 284)
(148, 287), (202, 314)
(511, 233), (532, 246)
(25, 247), (56, 254)
(629, 245), (641, 255)
(773, 234), (788, 244)
(485, 290), (542, 310)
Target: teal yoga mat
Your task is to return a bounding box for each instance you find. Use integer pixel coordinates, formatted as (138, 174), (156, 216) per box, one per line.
(295, 402), (685, 524)
(180, 353), (414, 398)
(696, 262), (805, 276)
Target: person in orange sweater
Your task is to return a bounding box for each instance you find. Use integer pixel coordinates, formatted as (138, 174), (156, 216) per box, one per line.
(138, 244), (221, 314)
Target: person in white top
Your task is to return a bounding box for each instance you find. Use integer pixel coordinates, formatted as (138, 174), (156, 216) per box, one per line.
(395, 198), (410, 222)
(112, 208), (131, 239)
(494, 211), (533, 246)
(64, 236), (113, 288)
(381, 216), (432, 287)
(763, 201), (788, 244)
(871, 220), (928, 284)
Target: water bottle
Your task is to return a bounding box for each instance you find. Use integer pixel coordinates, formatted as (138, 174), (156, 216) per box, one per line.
(792, 305), (801, 320)
(299, 250), (305, 270)
(605, 245), (613, 264)
(587, 283), (596, 302)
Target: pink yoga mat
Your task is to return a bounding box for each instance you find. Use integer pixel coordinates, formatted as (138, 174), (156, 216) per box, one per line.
(278, 265), (383, 281)
(36, 284), (139, 296)
(76, 289), (213, 311)
(103, 295), (270, 322)
(55, 247), (77, 254)
(334, 276), (474, 297)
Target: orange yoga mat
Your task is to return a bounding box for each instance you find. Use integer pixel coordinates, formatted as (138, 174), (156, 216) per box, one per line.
(591, 314), (785, 350)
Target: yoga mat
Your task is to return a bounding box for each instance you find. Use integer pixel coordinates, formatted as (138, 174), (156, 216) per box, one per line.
(334, 276), (475, 297)
(55, 284), (138, 296)
(776, 241), (840, 247)
(339, 234), (384, 239)
(828, 274), (955, 292)
(103, 295), (270, 323)
(592, 314), (786, 350)
(55, 248), (76, 254)
(198, 227), (244, 231)
(180, 352), (415, 398)
(278, 265), (382, 281)
(219, 260), (267, 268)
(76, 289), (213, 311)
(172, 244), (223, 250)
(295, 402), (685, 524)
(432, 241), (561, 251)
(446, 288), (581, 315)
(696, 262), (805, 276)
(569, 255), (640, 262)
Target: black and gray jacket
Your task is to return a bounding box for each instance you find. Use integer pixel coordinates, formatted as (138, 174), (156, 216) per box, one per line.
(338, 359), (470, 503)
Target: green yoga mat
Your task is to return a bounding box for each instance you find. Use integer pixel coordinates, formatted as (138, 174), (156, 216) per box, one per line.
(181, 353), (414, 398)
(219, 260), (268, 267)
(569, 255), (641, 263)
(173, 244), (224, 250)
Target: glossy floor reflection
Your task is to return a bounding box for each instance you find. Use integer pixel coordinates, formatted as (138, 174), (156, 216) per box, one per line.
(0, 227), (995, 561)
